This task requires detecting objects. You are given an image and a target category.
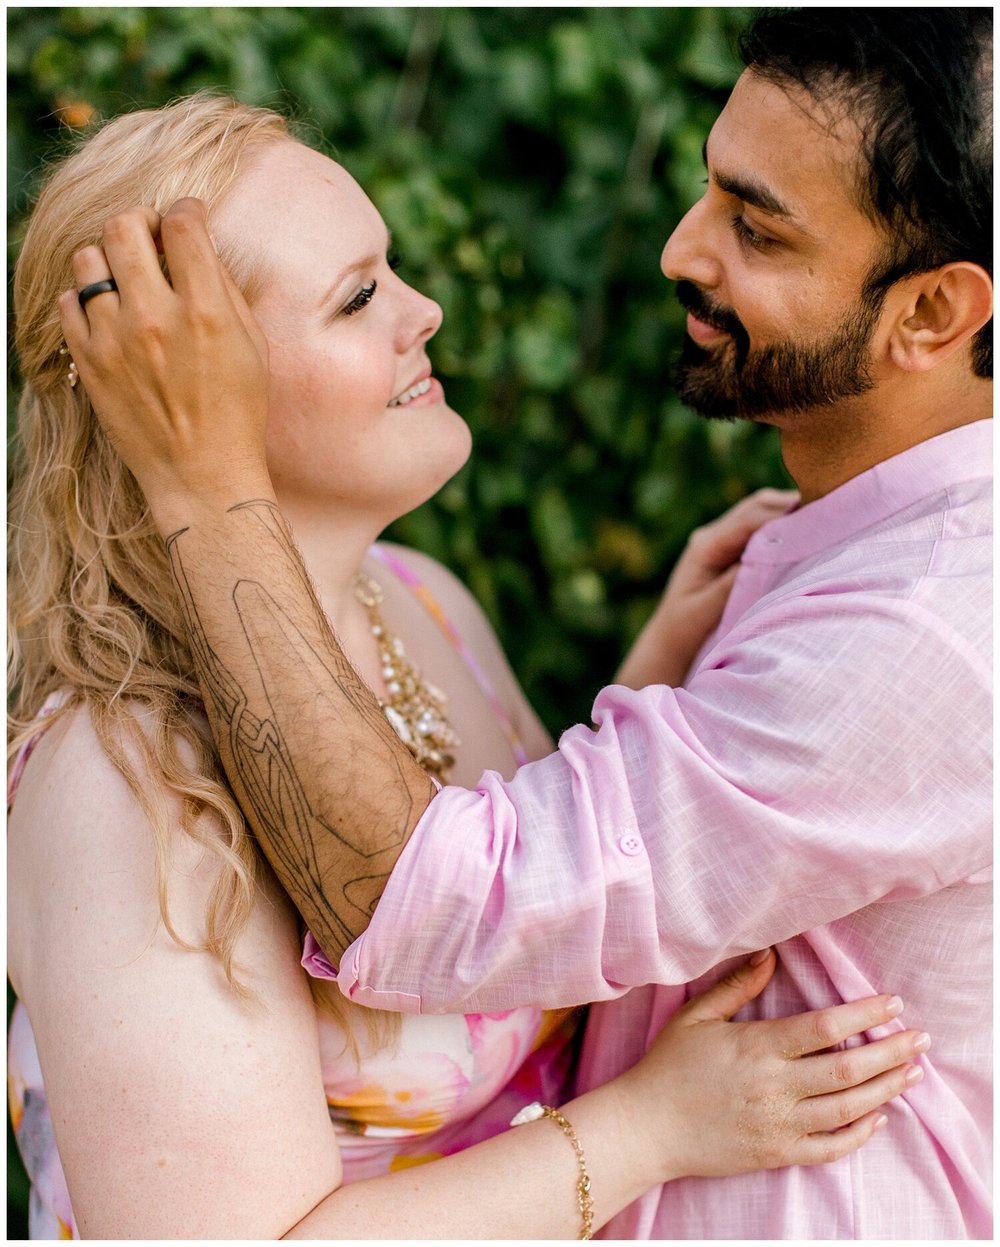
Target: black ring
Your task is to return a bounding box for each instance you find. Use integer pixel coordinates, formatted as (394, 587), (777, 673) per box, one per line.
(78, 278), (119, 309)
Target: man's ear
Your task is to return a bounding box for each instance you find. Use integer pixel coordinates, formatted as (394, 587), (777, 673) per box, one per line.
(887, 262), (993, 373)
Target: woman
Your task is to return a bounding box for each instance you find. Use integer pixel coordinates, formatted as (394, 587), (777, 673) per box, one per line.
(8, 95), (925, 1239)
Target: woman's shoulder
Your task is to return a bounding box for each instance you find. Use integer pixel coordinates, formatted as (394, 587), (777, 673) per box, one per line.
(370, 542), (554, 762)
(9, 694), (197, 858)
(7, 697), (153, 999)
(9, 695), (126, 845)
(370, 540), (512, 667)
(7, 694), (300, 1005)
(371, 541), (481, 616)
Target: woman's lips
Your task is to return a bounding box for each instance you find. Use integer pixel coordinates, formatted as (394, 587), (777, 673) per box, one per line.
(387, 375), (444, 410)
(686, 312), (731, 346)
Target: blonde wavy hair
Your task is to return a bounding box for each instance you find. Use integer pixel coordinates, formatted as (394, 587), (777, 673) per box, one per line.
(9, 95), (385, 1045)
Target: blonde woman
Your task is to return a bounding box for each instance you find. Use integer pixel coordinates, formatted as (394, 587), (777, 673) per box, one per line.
(8, 96), (925, 1239)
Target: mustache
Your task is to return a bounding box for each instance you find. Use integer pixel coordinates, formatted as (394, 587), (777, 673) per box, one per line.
(674, 280), (745, 339)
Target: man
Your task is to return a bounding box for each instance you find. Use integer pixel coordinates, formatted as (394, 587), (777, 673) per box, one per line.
(64, 8), (991, 1239)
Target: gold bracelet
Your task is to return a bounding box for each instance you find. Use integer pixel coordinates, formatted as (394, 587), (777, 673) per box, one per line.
(510, 1101), (594, 1239)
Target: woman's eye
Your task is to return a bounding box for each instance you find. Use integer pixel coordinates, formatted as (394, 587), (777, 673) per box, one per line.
(340, 251), (402, 316)
(731, 215), (775, 252)
(343, 280), (377, 316)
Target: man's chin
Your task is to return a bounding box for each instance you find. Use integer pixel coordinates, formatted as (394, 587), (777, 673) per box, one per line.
(673, 361), (740, 421)
(674, 374), (788, 424)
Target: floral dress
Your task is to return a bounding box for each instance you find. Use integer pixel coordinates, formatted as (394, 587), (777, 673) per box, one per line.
(8, 545), (579, 1238)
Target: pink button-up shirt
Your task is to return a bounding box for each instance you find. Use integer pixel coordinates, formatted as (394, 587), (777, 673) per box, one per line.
(335, 422), (992, 1239)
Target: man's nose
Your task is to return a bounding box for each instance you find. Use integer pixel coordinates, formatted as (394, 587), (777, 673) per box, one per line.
(660, 197), (720, 289)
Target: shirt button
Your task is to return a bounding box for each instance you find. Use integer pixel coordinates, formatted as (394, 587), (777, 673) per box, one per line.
(618, 833), (643, 856)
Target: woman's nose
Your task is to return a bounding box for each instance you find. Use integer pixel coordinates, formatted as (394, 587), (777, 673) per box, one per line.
(398, 284), (443, 351)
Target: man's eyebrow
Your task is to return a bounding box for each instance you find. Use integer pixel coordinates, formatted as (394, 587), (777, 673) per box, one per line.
(701, 138), (804, 227)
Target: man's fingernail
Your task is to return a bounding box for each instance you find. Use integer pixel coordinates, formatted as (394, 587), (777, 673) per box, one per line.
(749, 948), (772, 966)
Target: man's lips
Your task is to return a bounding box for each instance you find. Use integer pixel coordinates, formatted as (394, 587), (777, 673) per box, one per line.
(686, 312), (731, 345)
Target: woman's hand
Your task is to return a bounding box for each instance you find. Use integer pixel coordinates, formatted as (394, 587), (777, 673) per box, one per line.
(58, 199), (272, 533)
(616, 488), (799, 689)
(619, 949), (928, 1183)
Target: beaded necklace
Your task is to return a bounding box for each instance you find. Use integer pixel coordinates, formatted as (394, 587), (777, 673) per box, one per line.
(352, 571), (459, 782)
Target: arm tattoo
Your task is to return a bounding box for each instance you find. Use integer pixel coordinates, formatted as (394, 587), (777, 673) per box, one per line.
(166, 500), (435, 958)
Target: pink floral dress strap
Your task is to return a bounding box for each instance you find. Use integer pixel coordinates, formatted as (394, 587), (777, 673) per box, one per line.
(368, 544), (530, 767)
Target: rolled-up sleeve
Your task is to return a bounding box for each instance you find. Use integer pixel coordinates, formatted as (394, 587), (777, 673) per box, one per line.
(334, 591), (991, 1014)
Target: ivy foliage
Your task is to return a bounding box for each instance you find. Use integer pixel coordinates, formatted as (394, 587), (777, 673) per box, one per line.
(8, 5), (796, 1232)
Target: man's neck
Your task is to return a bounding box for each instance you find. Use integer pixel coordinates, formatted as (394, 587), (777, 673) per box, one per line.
(775, 369), (992, 504)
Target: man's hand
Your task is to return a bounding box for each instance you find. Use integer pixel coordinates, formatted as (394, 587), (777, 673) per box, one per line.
(659, 486), (798, 652)
(617, 487), (799, 689)
(58, 198), (272, 533)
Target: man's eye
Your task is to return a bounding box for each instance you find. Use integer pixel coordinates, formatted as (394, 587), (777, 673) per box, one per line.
(731, 216), (775, 252)
(344, 280), (377, 316)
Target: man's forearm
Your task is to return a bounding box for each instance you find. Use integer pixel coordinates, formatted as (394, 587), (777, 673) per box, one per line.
(167, 498), (436, 959)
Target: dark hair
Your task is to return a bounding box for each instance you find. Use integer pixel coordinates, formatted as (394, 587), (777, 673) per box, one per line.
(739, 8), (993, 377)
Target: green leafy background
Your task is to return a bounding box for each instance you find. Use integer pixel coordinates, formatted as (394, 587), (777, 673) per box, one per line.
(8, 7), (788, 1233)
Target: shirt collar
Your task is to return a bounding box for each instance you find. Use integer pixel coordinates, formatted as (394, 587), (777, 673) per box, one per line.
(743, 420), (993, 566)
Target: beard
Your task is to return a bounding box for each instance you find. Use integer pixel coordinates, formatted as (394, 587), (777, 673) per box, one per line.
(672, 279), (885, 421)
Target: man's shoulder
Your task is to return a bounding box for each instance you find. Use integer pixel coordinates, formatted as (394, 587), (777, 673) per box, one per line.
(718, 476), (992, 682)
(860, 472), (990, 547)
(785, 476), (991, 597)
(900, 471), (992, 539)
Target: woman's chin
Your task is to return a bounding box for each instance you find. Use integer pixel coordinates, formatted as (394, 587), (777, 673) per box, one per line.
(405, 417), (473, 513)
(419, 402), (473, 479)
(444, 406), (474, 469)
(269, 406), (472, 530)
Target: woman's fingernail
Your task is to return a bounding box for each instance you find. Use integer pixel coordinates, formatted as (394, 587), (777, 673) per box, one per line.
(913, 1032), (931, 1053)
(885, 995), (904, 1016)
(904, 1065), (924, 1086)
(874, 1114), (888, 1131)
(749, 948), (772, 966)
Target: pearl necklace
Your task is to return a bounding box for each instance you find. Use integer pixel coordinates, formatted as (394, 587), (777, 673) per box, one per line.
(352, 571), (459, 782)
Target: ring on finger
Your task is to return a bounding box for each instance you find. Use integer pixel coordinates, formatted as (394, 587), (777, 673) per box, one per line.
(78, 278), (119, 309)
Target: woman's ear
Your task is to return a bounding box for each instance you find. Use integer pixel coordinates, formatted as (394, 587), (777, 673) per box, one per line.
(887, 262), (993, 373)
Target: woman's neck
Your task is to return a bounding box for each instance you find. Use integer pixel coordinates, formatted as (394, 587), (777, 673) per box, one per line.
(274, 494), (388, 685)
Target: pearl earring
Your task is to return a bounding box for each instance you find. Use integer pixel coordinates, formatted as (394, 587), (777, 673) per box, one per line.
(59, 345), (79, 388)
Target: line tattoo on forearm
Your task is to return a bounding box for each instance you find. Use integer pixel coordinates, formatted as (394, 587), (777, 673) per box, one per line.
(165, 500), (432, 954)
